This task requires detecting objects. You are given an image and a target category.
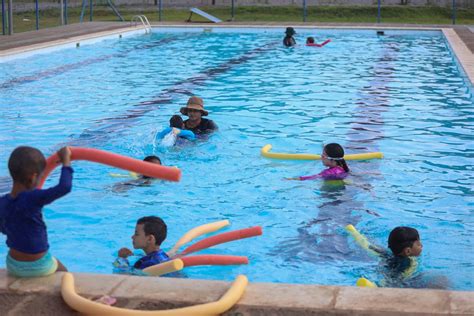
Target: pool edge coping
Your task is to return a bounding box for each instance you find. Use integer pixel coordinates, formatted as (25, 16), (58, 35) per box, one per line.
(1, 269), (474, 315)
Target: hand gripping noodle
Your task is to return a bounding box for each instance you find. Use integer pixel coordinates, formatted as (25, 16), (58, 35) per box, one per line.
(181, 255), (249, 267)
(261, 144), (383, 161)
(61, 272), (248, 315)
(38, 147), (181, 188)
(143, 259), (184, 276)
(179, 226), (263, 256)
(168, 220), (230, 256)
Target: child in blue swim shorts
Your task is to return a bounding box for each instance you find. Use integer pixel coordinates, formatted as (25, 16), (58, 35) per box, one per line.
(0, 146), (73, 277)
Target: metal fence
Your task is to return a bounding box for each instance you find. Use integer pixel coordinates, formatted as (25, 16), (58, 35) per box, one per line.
(1, 0), (471, 35)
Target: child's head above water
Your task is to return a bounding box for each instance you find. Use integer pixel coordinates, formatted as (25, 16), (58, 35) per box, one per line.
(143, 155), (161, 165)
(170, 115), (184, 129)
(322, 143), (350, 172)
(8, 146), (46, 188)
(306, 37), (315, 44)
(388, 226), (422, 257)
(132, 216), (167, 250)
(141, 156), (161, 179)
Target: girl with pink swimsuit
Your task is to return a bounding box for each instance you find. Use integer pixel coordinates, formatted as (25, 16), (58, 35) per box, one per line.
(287, 143), (349, 181)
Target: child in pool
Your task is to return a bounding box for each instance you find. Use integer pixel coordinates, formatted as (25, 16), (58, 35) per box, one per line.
(351, 226), (447, 289)
(374, 227), (423, 284)
(156, 115), (196, 146)
(306, 36), (331, 47)
(114, 216), (170, 273)
(111, 156), (162, 193)
(0, 146), (73, 277)
(287, 143), (349, 181)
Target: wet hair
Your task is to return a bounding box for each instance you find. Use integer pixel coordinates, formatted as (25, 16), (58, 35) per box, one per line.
(137, 216), (167, 246)
(8, 146), (46, 185)
(388, 227), (420, 256)
(306, 37), (315, 44)
(323, 143), (349, 172)
(170, 115), (184, 129)
(143, 155), (161, 165)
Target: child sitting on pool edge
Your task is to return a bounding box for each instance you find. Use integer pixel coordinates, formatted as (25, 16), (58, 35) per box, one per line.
(286, 143), (349, 181)
(0, 146), (73, 277)
(115, 216), (170, 273)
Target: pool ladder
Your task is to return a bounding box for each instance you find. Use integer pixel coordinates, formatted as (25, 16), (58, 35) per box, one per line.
(131, 15), (152, 34)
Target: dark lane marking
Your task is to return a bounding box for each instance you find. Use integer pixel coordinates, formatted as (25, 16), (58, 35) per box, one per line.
(0, 36), (180, 90)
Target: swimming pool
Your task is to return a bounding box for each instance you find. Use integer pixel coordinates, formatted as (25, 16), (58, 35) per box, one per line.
(0, 27), (472, 290)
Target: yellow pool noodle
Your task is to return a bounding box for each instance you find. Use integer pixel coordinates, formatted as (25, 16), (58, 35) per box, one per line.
(168, 220), (230, 256)
(61, 272), (248, 315)
(261, 144), (383, 161)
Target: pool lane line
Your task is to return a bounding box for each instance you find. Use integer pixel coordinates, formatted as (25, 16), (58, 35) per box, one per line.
(277, 38), (398, 263)
(70, 41), (279, 146)
(0, 36), (182, 90)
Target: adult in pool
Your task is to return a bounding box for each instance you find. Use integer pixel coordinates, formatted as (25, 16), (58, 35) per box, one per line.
(180, 96), (218, 135)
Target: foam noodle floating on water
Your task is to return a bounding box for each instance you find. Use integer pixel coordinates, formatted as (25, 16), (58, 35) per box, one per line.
(39, 147), (181, 188)
(179, 226), (263, 256)
(168, 220), (230, 256)
(61, 272), (248, 315)
(345, 224), (380, 257)
(143, 259), (184, 276)
(261, 144), (383, 161)
(181, 255), (249, 267)
(356, 277), (378, 288)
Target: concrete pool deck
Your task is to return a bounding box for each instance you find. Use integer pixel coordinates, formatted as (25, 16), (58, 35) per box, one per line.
(0, 21), (473, 85)
(1, 269), (473, 315)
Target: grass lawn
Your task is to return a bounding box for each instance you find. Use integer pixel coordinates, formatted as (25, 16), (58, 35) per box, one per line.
(2, 5), (474, 34)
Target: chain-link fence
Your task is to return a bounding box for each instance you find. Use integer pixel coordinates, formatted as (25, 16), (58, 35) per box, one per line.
(2, 0), (473, 35)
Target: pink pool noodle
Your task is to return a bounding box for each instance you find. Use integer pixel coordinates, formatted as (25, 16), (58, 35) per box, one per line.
(181, 255), (249, 267)
(179, 226), (263, 256)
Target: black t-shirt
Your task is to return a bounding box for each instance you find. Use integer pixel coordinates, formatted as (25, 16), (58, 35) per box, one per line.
(283, 36), (296, 47)
(184, 118), (218, 135)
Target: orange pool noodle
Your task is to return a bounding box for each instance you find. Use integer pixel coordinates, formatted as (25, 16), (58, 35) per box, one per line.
(180, 226), (263, 256)
(181, 255), (249, 267)
(38, 147), (181, 188)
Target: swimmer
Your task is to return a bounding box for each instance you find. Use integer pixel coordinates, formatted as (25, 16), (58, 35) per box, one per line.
(156, 115), (196, 147)
(286, 143), (349, 181)
(306, 36), (331, 47)
(114, 216), (170, 274)
(111, 156), (162, 193)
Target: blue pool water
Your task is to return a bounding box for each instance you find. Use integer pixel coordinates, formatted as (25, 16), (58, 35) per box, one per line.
(0, 28), (473, 290)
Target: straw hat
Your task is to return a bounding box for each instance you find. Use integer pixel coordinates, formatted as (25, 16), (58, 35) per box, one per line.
(180, 96), (208, 116)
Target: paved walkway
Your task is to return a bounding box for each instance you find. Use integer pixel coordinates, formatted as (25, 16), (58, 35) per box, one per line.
(0, 22), (129, 51)
(0, 21), (473, 53)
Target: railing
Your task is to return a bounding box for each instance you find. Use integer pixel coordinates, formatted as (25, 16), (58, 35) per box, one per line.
(131, 15), (152, 34)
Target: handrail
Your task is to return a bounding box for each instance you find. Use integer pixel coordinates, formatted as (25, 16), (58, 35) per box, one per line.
(131, 15), (152, 34)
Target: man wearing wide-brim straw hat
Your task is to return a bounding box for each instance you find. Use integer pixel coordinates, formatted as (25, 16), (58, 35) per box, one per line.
(180, 96), (218, 135)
